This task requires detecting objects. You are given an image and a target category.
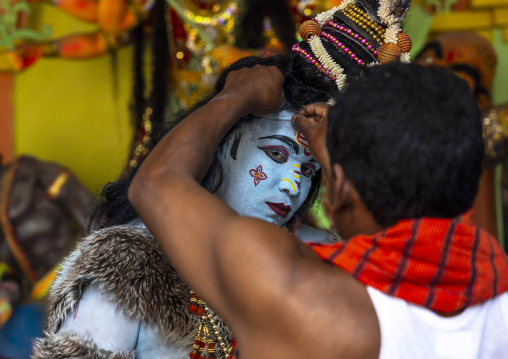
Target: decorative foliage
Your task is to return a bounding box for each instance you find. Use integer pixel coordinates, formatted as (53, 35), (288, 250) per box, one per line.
(0, 0), (51, 51)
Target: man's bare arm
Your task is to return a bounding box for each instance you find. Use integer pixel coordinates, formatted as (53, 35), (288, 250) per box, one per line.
(127, 65), (286, 314)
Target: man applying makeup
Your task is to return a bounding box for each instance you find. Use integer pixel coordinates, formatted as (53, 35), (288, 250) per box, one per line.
(130, 60), (508, 359)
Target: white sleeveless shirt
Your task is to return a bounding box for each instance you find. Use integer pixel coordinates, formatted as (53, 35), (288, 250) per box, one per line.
(367, 286), (508, 359)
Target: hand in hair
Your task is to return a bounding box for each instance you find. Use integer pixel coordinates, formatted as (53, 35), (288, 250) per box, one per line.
(292, 102), (331, 180)
(218, 65), (285, 117)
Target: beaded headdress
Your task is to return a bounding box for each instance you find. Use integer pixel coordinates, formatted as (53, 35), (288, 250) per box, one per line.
(293, 0), (412, 90)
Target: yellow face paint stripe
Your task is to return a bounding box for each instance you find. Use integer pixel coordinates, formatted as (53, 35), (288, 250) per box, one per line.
(281, 178), (296, 192)
(294, 175), (301, 179)
(294, 164), (301, 168)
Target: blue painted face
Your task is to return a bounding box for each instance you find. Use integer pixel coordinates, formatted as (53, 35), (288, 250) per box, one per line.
(216, 110), (321, 226)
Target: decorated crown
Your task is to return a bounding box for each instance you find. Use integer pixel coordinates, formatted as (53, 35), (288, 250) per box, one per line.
(293, 0), (412, 90)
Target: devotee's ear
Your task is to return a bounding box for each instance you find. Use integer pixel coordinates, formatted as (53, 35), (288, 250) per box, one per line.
(329, 163), (384, 238)
(329, 163), (348, 215)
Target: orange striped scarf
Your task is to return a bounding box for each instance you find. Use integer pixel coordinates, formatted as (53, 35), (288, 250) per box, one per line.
(309, 214), (508, 313)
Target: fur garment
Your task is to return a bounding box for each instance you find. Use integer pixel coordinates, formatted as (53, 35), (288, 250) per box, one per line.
(32, 226), (233, 358)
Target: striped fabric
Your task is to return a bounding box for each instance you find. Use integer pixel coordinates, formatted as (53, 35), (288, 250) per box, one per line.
(309, 214), (508, 313)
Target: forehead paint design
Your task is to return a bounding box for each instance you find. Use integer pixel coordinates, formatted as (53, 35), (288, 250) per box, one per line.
(249, 165), (268, 186)
(295, 131), (312, 156)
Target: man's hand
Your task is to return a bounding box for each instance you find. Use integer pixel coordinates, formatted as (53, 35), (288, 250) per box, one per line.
(292, 102), (331, 180)
(218, 65), (285, 118)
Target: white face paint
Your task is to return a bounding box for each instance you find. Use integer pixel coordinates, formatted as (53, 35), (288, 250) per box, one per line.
(216, 109), (321, 226)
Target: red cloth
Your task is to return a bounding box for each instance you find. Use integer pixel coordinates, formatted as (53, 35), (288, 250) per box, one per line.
(309, 214), (508, 313)
(229, 214), (508, 358)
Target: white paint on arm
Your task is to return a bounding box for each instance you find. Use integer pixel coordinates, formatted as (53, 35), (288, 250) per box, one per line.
(59, 282), (140, 352)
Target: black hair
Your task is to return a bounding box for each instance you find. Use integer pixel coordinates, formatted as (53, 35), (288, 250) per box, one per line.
(448, 63), (490, 101)
(327, 63), (484, 226)
(89, 53), (335, 232)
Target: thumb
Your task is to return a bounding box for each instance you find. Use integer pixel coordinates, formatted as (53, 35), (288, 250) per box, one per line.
(291, 113), (314, 132)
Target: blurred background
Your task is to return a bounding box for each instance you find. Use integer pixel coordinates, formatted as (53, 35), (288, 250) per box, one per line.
(1, 0), (508, 356)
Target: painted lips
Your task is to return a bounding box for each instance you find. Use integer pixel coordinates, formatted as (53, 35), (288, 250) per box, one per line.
(266, 202), (291, 218)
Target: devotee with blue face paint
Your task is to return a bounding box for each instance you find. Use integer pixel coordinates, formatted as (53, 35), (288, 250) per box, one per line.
(216, 110), (322, 229)
(31, 57), (334, 359)
(32, 0), (413, 357)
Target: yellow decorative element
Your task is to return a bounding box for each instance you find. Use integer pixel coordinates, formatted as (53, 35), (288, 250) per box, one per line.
(397, 32), (412, 53)
(315, 0), (355, 24)
(176, 51), (184, 59)
(493, 8), (508, 26)
(42, 42), (59, 57)
(294, 175), (301, 179)
(471, 0), (508, 7)
(294, 164), (301, 168)
(101, 32), (120, 51)
(295, 131), (310, 149)
(430, 12), (491, 32)
(0, 52), (18, 72)
(30, 264), (61, 300)
(299, 20), (322, 42)
(344, 5), (385, 39)
(46, 171), (70, 200)
(180, 0), (238, 27)
(281, 178), (297, 192)
(378, 43), (401, 63)
(128, 107), (153, 170)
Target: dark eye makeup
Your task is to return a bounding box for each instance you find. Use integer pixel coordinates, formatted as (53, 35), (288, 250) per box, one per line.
(258, 146), (288, 164)
(301, 164), (315, 178)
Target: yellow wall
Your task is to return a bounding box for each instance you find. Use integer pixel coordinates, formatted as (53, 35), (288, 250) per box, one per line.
(14, 5), (134, 194)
